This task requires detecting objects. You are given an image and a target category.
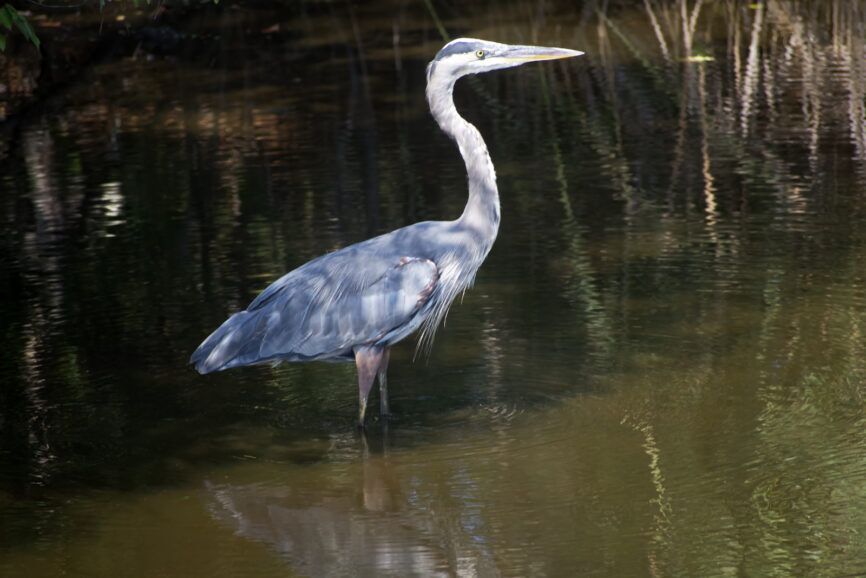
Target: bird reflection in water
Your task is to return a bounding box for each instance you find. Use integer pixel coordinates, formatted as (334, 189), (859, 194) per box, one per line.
(205, 431), (497, 576)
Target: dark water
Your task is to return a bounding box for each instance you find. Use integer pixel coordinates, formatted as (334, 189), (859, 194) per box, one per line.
(3, 0), (866, 575)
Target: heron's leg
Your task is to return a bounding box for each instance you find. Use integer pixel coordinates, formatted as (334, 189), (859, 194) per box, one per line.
(354, 346), (384, 427)
(378, 348), (391, 417)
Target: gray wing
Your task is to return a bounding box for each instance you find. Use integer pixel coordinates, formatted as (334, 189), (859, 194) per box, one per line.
(190, 242), (439, 373)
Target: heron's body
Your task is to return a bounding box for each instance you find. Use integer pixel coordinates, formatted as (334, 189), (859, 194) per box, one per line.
(191, 38), (582, 425)
(191, 219), (492, 369)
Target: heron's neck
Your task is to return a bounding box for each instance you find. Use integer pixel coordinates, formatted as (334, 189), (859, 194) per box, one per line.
(427, 74), (500, 247)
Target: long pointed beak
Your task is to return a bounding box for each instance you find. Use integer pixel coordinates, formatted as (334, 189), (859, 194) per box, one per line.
(501, 45), (584, 63)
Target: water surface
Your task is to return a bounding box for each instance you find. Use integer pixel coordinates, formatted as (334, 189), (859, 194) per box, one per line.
(2, 1), (866, 576)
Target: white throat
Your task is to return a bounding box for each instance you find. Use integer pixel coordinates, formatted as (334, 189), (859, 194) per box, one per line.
(426, 68), (501, 245)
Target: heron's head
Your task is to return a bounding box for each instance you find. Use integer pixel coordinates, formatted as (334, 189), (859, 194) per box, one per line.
(427, 38), (583, 83)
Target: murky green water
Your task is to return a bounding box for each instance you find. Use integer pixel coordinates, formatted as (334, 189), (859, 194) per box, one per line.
(2, 1), (866, 575)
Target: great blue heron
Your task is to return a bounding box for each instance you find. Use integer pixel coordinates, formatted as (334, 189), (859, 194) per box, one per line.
(191, 38), (584, 426)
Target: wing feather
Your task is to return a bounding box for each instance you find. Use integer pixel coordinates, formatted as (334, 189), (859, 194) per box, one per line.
(190, 242), (438, 373)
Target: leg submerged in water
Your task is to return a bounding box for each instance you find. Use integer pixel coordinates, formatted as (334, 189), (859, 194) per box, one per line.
(378, 348), (391, 418)
(354, 346), (385, 427)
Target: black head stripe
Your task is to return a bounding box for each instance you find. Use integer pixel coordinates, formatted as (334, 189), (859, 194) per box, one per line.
(435, 41), (480, 61)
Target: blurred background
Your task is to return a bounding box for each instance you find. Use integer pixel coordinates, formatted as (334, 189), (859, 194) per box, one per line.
(2, 0), (866, 575)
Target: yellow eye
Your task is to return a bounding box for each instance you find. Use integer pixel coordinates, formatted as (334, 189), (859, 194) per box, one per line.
(475, 49), (486, 59)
